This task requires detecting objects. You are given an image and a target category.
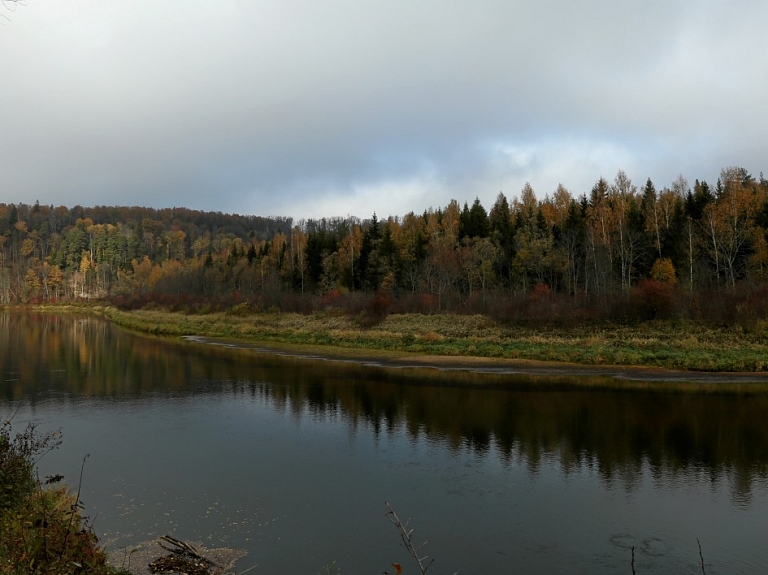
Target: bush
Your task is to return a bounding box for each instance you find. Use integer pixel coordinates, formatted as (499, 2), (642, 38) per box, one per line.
(0, 420), (61, 511)
(352, 292), (394, 328)
(0, 419), (127, 575)
(226, 301), (253, 317)
(631, 279), (675, 320)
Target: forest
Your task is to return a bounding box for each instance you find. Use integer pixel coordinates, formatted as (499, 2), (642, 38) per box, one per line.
(3, 166), (768, 325)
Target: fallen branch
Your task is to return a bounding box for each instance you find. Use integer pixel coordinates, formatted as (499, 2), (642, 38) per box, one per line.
(149, 535), (221, 575)
(159, 534), (206, 560)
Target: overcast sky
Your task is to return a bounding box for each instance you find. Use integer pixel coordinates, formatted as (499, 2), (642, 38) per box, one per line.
(2, 1), (767, 220)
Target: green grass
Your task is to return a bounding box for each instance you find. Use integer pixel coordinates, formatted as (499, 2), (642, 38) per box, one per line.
(99, 307), (768, 372)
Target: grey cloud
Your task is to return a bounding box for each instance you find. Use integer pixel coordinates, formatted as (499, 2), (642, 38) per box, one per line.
(1, 1), (767, 218)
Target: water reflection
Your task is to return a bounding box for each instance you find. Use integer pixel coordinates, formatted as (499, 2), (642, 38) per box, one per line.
(2, 311), (768, 506)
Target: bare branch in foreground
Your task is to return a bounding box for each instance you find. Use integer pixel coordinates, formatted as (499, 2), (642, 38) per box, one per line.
(697, 538), (707, 575)
(384, 501), (436, 575)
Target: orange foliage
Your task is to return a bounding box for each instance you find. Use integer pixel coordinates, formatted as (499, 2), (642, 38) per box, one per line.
(650, 258), (677, 284)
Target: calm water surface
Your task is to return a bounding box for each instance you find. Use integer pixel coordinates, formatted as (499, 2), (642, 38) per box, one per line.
(2, 312), (768, 574)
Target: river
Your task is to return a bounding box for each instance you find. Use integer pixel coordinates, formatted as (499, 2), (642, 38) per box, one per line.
(2, 312), (768, 574)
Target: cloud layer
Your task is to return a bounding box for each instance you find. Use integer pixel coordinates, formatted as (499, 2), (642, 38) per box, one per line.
(2, 1), (767, 219)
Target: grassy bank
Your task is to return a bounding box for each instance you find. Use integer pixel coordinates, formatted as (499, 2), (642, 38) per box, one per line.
(0, 420), (129, 575)
(99, 306), (768, 372)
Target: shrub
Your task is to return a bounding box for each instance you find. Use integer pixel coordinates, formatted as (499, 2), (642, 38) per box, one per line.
(355, 292), (394, 328)
(531, 282), (552, 298)
(226, 301), (253, 317)
(632, 279), (675, 319)
(0, 419), (127, 575)
(0, 420), (61, 511)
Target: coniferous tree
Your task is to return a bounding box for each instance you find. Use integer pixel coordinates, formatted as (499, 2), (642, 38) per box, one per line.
(489, 192), (514, 287)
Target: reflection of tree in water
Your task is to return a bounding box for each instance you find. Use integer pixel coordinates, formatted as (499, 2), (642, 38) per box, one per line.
(3, 312), (768, 504)
(242, 363), (768, 505)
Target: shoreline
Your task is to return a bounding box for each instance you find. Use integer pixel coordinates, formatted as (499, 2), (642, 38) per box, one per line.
(101, 306), (768, 373)
(181, 334), (768, 385)
(8, 304), (768, 384)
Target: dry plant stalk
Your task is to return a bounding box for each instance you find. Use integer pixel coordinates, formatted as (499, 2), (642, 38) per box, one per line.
(384, 501), (435, 575)
(697, 538), (707, 575)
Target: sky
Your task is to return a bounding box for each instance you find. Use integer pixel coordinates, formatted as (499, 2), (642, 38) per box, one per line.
(2, 1), (767, 221)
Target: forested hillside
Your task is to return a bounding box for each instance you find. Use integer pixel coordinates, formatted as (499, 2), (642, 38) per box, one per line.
(3, 167), (768, 324)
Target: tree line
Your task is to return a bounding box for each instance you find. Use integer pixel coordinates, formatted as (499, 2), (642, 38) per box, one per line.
(3, 166), (768, 322)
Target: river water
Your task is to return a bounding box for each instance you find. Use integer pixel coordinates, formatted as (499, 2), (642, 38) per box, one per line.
(2, 312), (768, 574)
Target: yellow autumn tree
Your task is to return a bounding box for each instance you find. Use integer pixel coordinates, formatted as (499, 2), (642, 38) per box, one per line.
(650, 258), (677, 284)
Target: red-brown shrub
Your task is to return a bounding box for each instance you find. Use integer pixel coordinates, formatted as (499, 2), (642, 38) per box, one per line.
(631, 279), (675, 319)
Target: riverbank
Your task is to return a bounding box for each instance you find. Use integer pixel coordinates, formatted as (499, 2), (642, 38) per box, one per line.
(0, 420), (130, 575)
(96, 306), (768, 373)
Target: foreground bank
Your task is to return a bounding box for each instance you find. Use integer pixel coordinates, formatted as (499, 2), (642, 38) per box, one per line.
(0, 420), (131, 575)
(100, 307), (768, 373)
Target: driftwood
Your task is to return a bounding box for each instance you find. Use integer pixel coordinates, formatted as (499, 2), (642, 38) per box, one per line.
(148, 535), (220, 575)
(109, 536), (247, 575)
